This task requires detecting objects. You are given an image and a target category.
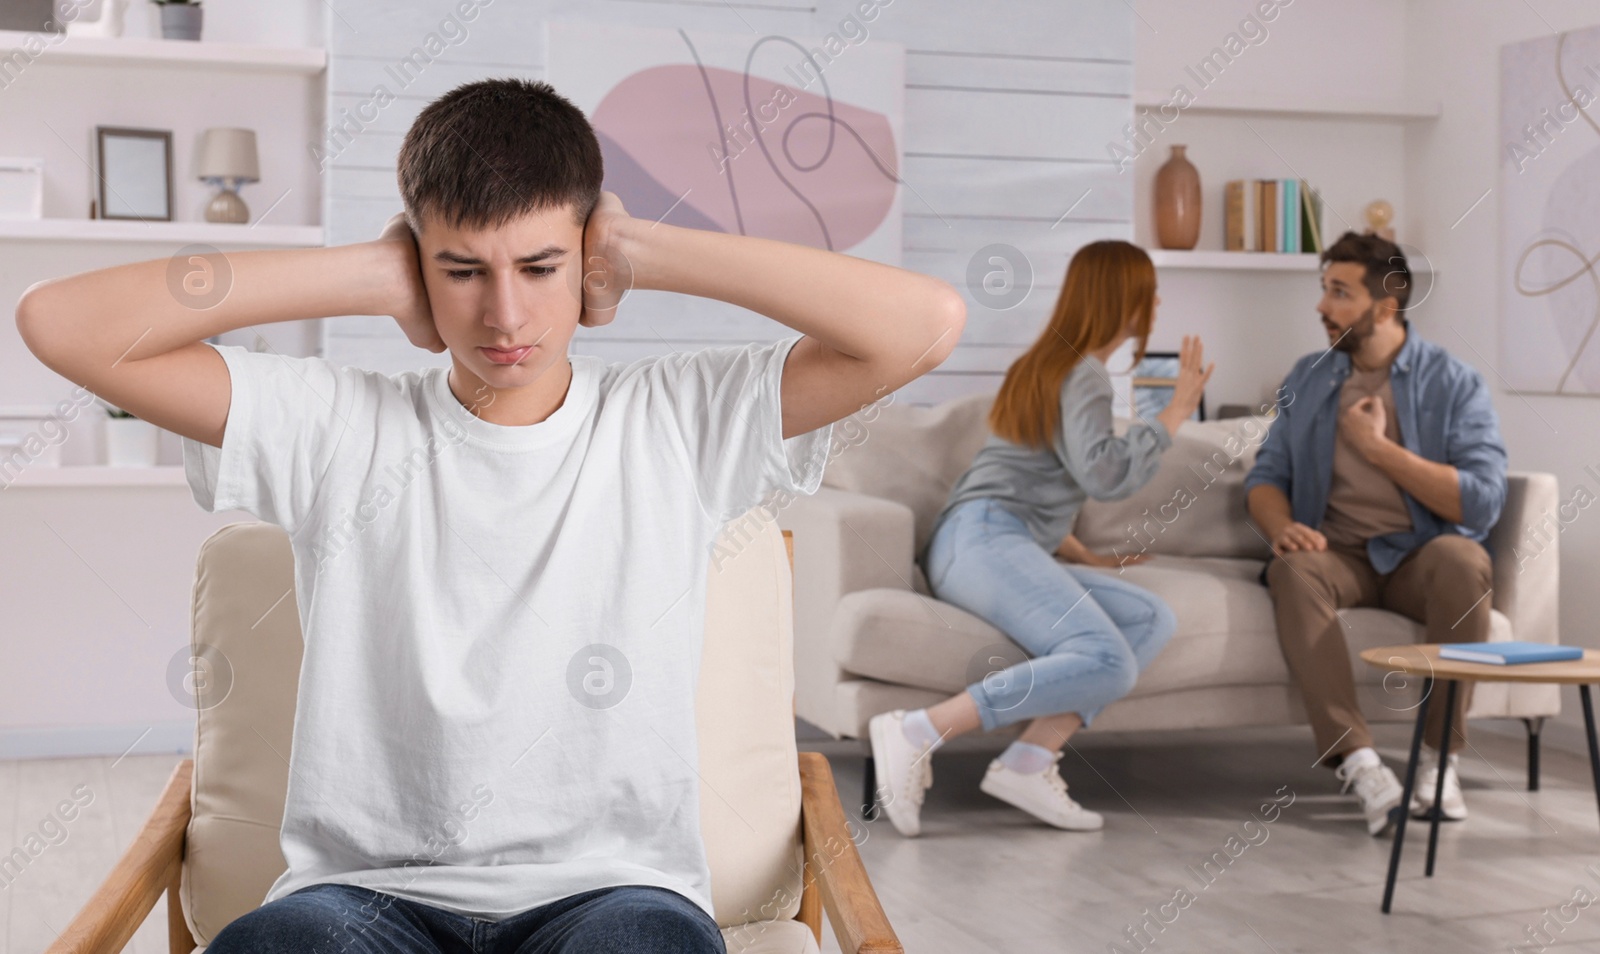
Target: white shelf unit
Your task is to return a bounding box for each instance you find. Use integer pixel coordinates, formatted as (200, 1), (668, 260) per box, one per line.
(1129, 89), (1440, 413)
(0, 30), (325, 74)
(2, 17), (330, 461)
(1132, 90), (1440, 122)
(0, 217), (323, 246)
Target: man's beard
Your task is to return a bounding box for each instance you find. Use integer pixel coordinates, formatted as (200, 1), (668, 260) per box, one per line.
(1329, 304), (1377, 354)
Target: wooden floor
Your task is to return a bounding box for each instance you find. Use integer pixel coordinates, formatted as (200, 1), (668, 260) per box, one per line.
(5, 724), (1598, 954)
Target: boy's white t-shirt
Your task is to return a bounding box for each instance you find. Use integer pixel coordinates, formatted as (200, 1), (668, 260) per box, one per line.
(180, 335), (833, 923)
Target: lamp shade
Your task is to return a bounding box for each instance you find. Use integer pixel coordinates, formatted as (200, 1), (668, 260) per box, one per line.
(196, 128), (259, 182)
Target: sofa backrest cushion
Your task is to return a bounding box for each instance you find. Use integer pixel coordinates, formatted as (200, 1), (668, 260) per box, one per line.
(821, 387), (1276, 562)
(821, 392), (994, 558)
(1073, 416), (1277, 561)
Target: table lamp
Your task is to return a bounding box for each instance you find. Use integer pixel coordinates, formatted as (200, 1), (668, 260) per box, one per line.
(196, 128), (259, 224)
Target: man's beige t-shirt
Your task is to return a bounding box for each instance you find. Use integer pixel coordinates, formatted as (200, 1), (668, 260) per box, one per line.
(1320, 360), (1414, 549)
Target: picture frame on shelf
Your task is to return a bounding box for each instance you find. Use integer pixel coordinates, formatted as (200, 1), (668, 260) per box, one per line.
(94, 126), (174, 222)
(1132, 351), (1206, 423)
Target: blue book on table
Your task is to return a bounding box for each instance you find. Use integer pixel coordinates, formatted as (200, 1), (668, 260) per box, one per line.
(1438, 642), (1583, 665)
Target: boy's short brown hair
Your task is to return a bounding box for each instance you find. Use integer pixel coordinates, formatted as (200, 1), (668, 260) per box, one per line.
(397, 77), (604, 233)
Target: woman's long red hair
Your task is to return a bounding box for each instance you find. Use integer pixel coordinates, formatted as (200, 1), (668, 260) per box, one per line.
(987, 240), (1156, 449)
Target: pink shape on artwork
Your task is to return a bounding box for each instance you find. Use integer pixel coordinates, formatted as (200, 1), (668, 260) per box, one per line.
(591, 63), (898, 252)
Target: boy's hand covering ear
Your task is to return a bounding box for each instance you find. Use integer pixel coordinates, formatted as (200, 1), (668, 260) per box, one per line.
(577, 191), (634, 328)
(378, 212), (447, 354)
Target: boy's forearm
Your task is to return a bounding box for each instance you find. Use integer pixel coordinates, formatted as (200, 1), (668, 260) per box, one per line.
(616, 218), (961, 366)
(17, 241), (402, 370)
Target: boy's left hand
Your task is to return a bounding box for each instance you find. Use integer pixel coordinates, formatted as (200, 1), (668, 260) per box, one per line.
(576, 191), (634, 327)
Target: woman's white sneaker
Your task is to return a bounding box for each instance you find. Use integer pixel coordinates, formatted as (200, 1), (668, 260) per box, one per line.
(867, 710), (935, 837)
(979, 751), (1105, 831)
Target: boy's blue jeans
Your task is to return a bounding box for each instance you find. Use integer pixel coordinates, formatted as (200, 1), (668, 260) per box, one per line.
(924, 497), (1178, 733)
(205, 881), (727, 954)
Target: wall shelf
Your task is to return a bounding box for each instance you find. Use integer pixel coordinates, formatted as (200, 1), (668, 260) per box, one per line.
(1132, 90), (1440, 122)
(1148, 250), (1319, 270)
(0, 30), (325, 74)
(0, 218), (323, 246)
(1148, 249), (1435, 274)
(1152, 248), (1440, 273)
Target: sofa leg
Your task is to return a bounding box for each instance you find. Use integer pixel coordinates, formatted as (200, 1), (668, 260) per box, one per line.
(1525, 717), (1545, 792)
(862, 754), (879, 821)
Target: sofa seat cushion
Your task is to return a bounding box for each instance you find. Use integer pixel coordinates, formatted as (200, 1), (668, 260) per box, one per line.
(834, 555), (1514, 701)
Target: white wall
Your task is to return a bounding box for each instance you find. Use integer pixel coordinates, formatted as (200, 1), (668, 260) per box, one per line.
(1403, 0), (1600, 741)
(1131, 0), (1412, 410)
(318, 0), (1137, 406)
(0, 3), (324, 755)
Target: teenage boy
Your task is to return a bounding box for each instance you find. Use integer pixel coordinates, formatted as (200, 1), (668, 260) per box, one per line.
(1246, 231), (1507, 837)
(15, 78), (964, 953)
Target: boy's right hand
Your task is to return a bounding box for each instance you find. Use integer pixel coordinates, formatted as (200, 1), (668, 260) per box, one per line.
(377, 212), (446, 353)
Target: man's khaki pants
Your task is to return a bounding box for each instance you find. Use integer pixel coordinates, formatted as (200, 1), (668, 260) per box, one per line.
(1265, 534), (1494, 766)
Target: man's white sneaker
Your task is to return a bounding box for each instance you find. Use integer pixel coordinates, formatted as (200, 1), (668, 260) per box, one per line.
(1335, 757), (1404, 836)
(979, 751), (1105, 831)
(1410, 751), (1467, 821)
(867, 710), (934, 837)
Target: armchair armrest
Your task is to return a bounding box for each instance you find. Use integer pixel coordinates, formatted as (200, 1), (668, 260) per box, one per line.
(797, 752), (902, 954)
(47, 759), (194, 954)
(1488, 472), (1560, 646)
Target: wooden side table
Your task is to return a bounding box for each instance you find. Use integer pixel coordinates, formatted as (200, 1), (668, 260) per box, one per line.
(1358, 645), (1600, 913)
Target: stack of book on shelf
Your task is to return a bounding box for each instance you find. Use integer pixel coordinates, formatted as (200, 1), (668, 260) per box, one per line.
(1224, 179), (1325, 254)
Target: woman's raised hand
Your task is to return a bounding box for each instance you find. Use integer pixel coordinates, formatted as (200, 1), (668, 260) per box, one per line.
(1156, 334), (1215, 435)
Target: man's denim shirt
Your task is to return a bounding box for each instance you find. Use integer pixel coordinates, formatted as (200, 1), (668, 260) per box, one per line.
(1243, 327), (1509, 575)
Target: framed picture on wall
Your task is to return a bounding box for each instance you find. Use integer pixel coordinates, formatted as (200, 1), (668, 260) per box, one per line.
(95, 126), (173, 221)
(1132, 351), (1205, 423)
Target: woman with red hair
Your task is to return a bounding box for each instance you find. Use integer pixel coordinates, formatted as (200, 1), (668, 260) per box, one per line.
(869, 239), (1212, 837)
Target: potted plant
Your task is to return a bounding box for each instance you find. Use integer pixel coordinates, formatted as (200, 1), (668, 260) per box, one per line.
(103, 402), (160, 466)
(151, 0), (202, 41)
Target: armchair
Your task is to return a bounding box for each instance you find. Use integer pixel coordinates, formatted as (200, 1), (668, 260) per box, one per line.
(45, 516), (900, 954)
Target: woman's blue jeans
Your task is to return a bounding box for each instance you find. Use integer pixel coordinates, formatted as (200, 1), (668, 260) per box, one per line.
(924, 497), (1178, 733)
(205, 882), (727, 954)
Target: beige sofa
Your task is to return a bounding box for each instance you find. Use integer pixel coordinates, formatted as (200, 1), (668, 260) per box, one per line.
(775, 392), (1561, 812)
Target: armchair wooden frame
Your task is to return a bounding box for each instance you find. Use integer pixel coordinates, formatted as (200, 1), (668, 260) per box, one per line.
(45, 531), (903, 954)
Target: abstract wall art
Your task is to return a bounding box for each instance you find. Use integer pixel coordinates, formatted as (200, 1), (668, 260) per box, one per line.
(547, 20), (904, 265)
(1500, 25), (1600, 395)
